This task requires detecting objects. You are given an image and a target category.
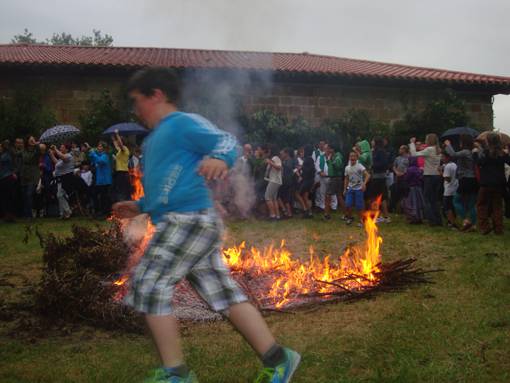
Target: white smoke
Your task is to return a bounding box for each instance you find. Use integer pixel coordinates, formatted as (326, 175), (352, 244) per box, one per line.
(180, 68), (273, 217)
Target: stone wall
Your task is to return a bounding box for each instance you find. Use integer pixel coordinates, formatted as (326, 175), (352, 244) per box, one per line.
(0, 71), (494, 133)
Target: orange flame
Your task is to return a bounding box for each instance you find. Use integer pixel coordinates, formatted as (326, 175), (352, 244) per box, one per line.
(113, 172), (385, 309)
(129, 167), (144, 201)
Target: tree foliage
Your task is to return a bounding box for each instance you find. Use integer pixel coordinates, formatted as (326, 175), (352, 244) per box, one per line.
(393, 89), (470, 144)
(11, 29), (113, 46)
(0, 88), (57, 140)
(77, 90), (131, 144)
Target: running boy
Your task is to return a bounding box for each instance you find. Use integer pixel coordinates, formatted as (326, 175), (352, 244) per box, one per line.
(343, 151), (370, 225)
(113, 67), (300, 383)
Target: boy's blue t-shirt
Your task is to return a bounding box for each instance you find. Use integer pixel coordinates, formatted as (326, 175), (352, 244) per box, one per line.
(137, 112), (238, 223)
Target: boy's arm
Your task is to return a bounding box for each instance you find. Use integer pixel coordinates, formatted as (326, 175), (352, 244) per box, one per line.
(343, 175), (348, 195)
(181, 117), (238, 168)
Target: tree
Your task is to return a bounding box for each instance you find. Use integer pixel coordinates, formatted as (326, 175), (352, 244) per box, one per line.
(11, 28), (37, 44)
(10, 29), (114, 46)
(78, 90), (131, 144)
(48, 29), (113, 47)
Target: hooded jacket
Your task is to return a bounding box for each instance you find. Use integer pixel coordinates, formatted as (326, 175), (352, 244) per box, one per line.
(356, 140), (372, 170)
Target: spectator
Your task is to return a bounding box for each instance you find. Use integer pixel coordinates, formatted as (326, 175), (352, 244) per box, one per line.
(444, 135), (478, 231)
(473, 133), (510, 235)
(354, 140), (372, 170)
(343, 151), (370, 225)
(313, 141), (327, 210)
(369, 137), (391, 223)
(441, 151), (459, 228)
(391, 145), (410, 212)
(264, 144), (282, 220)
(278, 148), (296, 218)
(410, 134), (442, 226)
(86, 141), (113, 217)
(0, 140), (17, 222)
(401, 157), (425, 224)
(48, 144), (75, 219)
(112, 131), (132, 202)
(295, 145), (315, 218)
(20, 136), (43, 218)
(323, 144), (344, 220)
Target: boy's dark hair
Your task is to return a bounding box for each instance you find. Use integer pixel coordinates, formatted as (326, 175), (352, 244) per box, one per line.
(127, 67), (181, 104)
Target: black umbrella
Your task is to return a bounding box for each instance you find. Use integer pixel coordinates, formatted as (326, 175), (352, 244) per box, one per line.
(39, 125), (80, 144)
(102, 122), (149, 136)
(441, 127), (479, 139)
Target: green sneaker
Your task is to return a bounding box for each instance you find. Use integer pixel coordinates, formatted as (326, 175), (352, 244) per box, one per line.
(254, 348), (301, 383)
(144, 368), (198, 383)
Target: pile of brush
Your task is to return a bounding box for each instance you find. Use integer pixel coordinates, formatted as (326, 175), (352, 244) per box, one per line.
(33, 223), (143, 332)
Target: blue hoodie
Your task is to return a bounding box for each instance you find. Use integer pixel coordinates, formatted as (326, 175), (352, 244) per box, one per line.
(88, 150), (113, 186)
(137, 112), (238, 223)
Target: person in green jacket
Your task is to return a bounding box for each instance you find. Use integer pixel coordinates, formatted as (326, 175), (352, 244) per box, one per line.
(354, 140), (372, 170)
(324, 144), (344, 220)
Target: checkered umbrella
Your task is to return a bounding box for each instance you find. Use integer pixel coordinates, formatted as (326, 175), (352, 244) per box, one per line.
(39, 125), (80, 144)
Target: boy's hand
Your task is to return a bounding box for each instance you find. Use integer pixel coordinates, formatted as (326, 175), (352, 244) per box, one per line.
(112, 201), (140, 219)
(198, 158), (229, 180)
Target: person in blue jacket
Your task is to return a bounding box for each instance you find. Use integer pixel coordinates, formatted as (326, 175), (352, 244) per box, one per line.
(113, 67), (300, 383)
(86, 141), (113, 216)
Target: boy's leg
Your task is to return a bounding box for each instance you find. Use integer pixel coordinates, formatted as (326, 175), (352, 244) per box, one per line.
(146, 314), (184, 368)
(227, 302), (276, 355)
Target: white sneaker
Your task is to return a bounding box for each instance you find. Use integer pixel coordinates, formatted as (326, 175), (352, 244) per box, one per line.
(384, 216), (392, 223)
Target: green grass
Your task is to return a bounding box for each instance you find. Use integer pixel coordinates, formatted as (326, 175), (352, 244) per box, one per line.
(1, 216), (509, 383)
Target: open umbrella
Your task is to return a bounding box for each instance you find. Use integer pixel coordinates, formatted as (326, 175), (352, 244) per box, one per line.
(39, 125), (80, 144)
(476, 131), (510, 146)
(102, 122), (149, 136)
(441, 127), (479, 139)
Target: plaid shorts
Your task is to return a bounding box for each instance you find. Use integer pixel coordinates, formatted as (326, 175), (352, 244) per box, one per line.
(124, 209), (247, 315)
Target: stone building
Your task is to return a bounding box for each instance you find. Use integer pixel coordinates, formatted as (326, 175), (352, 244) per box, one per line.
(1, 44), (510, 131)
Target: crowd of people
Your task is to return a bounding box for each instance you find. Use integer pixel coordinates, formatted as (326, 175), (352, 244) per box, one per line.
(227, 132), (510, 235)
(0, 131), (142, 222)
(1, 128), (509, 235)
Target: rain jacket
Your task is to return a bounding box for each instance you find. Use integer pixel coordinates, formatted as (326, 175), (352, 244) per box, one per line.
(326, 152), (343, 177)
(356, 140), (372, 170)
(88, 150), (113, 186)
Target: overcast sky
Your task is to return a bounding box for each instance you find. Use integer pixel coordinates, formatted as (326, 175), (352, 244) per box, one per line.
(1, 0), (509, 133)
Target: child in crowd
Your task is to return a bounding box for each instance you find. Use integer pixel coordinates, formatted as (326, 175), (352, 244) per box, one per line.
(343, 151), (370, 225)
(441, 151), (459, 228)
(264, 144), (283, 220)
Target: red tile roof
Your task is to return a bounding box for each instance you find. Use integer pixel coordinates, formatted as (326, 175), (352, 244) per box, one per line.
(2, 44), (510, 92)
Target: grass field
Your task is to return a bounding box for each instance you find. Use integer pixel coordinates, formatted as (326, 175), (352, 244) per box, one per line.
(1, 215), (509, 383)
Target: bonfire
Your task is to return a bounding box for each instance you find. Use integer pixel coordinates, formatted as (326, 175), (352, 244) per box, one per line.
(29, 172), (439, 331)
